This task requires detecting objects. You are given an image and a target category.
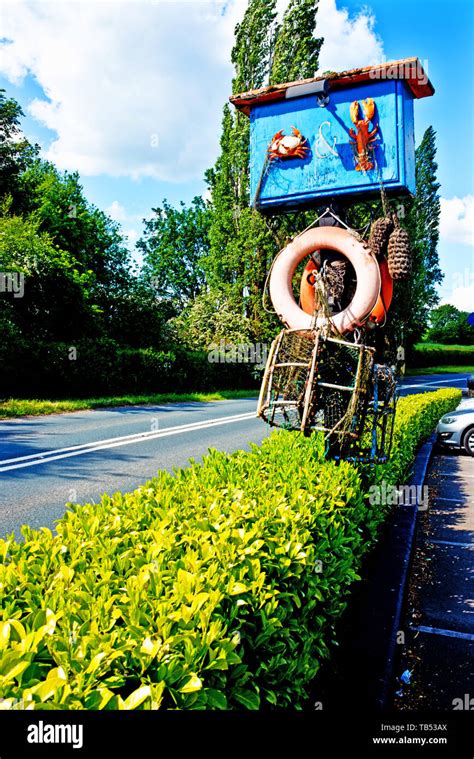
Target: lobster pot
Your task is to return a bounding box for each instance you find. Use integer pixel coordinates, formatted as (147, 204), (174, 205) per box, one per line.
(257, 328), (374, 436)
(257, 328), (397, 462)
(257, 329), (316, 432)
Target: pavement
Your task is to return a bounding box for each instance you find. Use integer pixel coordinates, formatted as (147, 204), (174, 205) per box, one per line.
(396, 413), (474, 711)
(0, 372), (470, 538)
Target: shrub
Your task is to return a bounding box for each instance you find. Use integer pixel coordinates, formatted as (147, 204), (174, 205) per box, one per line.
(0, 389), (460, 710)
(409, 343), (474, 368)
(0, 340), (257, 399)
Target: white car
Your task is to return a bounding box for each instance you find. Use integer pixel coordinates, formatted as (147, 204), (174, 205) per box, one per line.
(437, 398), (474, 456)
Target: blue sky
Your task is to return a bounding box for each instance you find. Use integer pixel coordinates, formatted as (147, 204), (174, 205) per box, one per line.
(0, 0), (472, 309)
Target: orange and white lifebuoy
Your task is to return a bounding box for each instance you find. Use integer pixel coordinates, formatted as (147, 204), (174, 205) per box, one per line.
(269, 226), (381, 334)
(299, 250), (393, 327)
(367, 257), (393, 325)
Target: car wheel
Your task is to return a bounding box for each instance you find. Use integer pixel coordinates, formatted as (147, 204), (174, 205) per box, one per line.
(462, 426), (474, 456)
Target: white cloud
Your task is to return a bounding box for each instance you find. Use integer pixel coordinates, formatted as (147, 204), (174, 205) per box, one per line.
(440, 195), (474, 247)
(441, 284), (474, 312)
(105, 200), (143, 250)
(316, 0), (384, 73)
(106, 200), (142, 225)
(0, 0), (384, 183)
(106, 200), (129, 224)
(124, 227), (139, 243)
(0, 0), (243, 182)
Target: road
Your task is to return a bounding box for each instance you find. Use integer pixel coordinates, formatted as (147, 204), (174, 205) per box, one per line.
(0, 372), (470, 537)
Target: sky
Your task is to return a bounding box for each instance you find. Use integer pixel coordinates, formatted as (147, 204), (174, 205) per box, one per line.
(0, 0), (473, 310)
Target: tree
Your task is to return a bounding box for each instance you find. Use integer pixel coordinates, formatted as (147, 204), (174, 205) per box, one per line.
(170, 284), (254, 351)
(205, 0), (322, 345)
(0, 89), (38, 206)
(0, 210), (97, 343)
(139, 197), (211, 308)
(426, 304), (474, 344)
(270, 0), (323, 84)
(390, 126), (443, 351)
(19, 159), (130, 287)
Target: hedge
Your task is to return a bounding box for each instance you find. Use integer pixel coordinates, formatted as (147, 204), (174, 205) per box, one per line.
(410, 343), (474, 368)
(0, 339), (258, 398)
(0, 389), (460, 710)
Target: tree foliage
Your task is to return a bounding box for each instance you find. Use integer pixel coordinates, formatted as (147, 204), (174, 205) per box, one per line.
(0, 89), (39, 206)
(202, 0), (322, 347)
(270, 0), (323, 84)
(426, 304), (474, 344)
(19, 159), (130, 286)
(390, 125), (443, 350)
(139, 197), (211, 308)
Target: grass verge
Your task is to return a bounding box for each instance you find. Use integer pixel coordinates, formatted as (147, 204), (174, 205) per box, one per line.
(415, 342), (474, 352)
(405, 366), (474, 376)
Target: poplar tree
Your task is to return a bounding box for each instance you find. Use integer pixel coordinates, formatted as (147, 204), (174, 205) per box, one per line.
(388, 126), (443, 352)
(204, 0), (322, 344)
(270, 0), (323, 83)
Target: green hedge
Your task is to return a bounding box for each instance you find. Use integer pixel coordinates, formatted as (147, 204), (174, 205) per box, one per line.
(0, 339), (258, 398)
(410, 343), (474, 368)
(0, 389), (460, 710)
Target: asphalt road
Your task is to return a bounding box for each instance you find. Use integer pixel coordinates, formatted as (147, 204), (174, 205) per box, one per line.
(0, 372), (470, 537)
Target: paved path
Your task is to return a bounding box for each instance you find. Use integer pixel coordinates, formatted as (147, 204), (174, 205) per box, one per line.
(397, 445), (474, 710)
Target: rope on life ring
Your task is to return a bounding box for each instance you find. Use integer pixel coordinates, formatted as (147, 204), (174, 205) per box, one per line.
(269, 226), (381, 335)
(299, 251), (393, 327)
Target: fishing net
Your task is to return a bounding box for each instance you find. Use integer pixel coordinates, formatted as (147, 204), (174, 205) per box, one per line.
(257, 328), (374, 438)
(257, 242), (397, 460)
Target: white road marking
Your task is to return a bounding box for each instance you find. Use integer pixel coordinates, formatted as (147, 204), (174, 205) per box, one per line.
(438, 473), (474, 479)
(401, 377), (467, 390)
(0, 411), (257, 473)
(410, 625), (474, 642)
(428, 539), (473, 549)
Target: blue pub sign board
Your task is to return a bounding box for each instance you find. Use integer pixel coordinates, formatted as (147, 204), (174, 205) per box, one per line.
(230, 58), (434, 212)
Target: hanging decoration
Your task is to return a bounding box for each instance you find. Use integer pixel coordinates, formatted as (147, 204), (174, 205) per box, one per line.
(349, 98), (379, 171)
(267, 126), (309, 162)
(387, 215), (412, 280)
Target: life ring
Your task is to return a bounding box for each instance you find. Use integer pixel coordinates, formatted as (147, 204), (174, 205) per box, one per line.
(299, 252), (393, 326)
(367, 257), (393, 325)
(300, 256), (319, 315)
(269, 226), (381, 334)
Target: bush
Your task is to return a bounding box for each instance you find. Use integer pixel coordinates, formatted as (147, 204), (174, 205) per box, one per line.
(0, 389), (460, 710)
(0, 340), (258, 398)
(409, 343), (474, 368)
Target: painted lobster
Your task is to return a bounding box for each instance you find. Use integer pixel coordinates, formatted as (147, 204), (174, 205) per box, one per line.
(349, 98), (378, 171)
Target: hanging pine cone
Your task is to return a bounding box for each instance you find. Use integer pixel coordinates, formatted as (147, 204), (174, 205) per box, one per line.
(368, 216), (393, 258)
(387, 221), (412, 280)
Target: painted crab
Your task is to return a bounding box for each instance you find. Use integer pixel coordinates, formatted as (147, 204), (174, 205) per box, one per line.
(268, 126), (309, 161)
(349, 98), (378, 171)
